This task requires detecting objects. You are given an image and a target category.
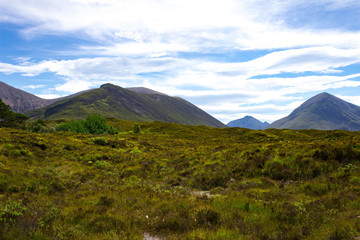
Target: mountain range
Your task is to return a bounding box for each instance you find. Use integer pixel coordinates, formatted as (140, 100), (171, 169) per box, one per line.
(2, 81), (360, 131)
(227, 116), (269, 129)
(267, 92), (360, 131)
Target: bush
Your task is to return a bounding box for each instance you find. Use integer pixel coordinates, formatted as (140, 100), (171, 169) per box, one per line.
(94, 160), (110, 169)
(328, 226), (356, 240)
(0, 200), (26, 225)
(98, 196), (115, 207)
(57, 114), (117, 134)
(133, 124), (141, 134)
(91, 137), (108, 146)
(27, 120), (47, 132)
(0, 99), (29, 129)
(57, 120), (87, 133)
(196, 208), (221, 228)
(84, 114), (113, 134)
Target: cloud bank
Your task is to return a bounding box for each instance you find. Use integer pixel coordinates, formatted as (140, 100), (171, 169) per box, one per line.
(1, 0), (360, 123)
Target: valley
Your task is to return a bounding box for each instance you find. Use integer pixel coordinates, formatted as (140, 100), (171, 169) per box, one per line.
(0, 119), (359, 239)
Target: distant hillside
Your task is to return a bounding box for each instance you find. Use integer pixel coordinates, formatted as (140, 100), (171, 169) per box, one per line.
(268, 92), (360, 131)
(227, 116), (269, 130)
(0, 81), (51, 113)
(26, 83), (226, 127)
(0, 81), (88, 113)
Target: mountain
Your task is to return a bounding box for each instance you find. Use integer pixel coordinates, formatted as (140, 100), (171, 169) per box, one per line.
(26, 83), (226, 128)
(126, 87), (167, 95)
(0, 81), (52, 113)
(0, 81), (87, 113)
(267, 92), (360, 131)
(227, 116), (269, 129)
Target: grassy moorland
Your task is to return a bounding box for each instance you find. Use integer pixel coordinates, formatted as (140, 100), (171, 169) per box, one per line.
(0, 119), (359, 239)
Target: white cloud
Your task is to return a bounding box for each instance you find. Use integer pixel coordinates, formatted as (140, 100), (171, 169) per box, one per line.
(23, 84), (45, 89)
(197, 47), (360, 78)
(55, 79), (94, 93)
(36, 94), (63, 99)
(335, 95), (360, 106)
(1, 47), (360, 98)
(1, 0), (360, 56)
(1, 0), (360, 123)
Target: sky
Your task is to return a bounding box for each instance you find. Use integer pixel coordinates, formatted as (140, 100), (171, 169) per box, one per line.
(1, 0), (360, 124)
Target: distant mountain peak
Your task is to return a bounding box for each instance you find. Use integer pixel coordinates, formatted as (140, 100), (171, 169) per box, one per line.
(268, 92), (360, 131)
(100, 83), (117, 88)
(227, 116), (269, 130)
(0, 81), (49, 113)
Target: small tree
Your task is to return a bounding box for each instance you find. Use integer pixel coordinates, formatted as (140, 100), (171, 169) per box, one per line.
(0, 99), (29, 128)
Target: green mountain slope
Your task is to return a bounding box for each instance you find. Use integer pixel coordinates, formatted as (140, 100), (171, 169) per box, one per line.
(26, 83), (226, 127)
(268, 92), (360, 131)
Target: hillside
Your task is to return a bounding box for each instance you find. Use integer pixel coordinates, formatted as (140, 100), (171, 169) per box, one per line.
(268, 92), (360, 131)
(227, 115), (269, 129)
(0, 81), (88, 113)
(0, 121), (359, 239)
(0, 81), (51, 113)
(26, 83), (226, 127)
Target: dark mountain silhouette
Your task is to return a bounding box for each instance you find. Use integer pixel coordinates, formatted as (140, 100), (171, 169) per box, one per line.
(227, 116), (269, 130)
(267, 92), (360, 131)
(26, 83), (226, 127)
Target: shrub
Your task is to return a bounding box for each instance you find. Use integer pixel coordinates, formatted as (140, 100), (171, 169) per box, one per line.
(328, 226), (356, 240)
(27, 119), (47, 133)
(57, 120), (87, 133)
(88, 215), (122, 233)
(0, 200), (26, 225)
(196, 208), (221, 228)
(0, 99), (29, 129)
(91, 137), (108, 146)
(56, 114), (117, 134)
(98, 196), (115, 207)
(133, 124), (141, 134)
(94, 160), (110, 169)
(263, 160), (293, 180)
(84, 114), (113, 134)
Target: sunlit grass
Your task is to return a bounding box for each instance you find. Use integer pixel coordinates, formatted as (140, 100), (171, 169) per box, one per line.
(0, 120), (359, 239)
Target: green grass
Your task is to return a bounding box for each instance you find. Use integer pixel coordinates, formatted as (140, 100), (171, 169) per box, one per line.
(0, 119), (359, 239)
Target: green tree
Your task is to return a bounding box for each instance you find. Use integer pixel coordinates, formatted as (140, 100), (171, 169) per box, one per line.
(0, 99), (29, 128)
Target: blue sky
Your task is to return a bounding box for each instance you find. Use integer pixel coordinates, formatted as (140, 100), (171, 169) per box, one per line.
(1, 0), (360, 123)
